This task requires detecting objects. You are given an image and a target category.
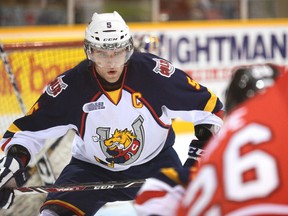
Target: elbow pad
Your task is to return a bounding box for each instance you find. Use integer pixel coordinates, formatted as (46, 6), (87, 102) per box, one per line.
(194, 124), (220, 141)
(7, 145), (31, 167)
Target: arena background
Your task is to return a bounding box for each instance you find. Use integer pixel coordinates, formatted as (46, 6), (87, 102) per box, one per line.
(1, 19), (287, 103)
(0, 18), (288, 215)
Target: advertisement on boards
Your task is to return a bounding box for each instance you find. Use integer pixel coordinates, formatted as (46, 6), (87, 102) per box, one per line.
(0, 21), (287, 119)
(134, 25), (288, 101)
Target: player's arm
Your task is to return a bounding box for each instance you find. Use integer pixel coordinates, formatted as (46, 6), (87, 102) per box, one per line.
(184, 76), (224, 168)
(164, 71), (224, 168)
(134, 166), (192, 216)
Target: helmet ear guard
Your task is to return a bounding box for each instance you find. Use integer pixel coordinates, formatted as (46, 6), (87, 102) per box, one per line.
(225, 64), (280, 113)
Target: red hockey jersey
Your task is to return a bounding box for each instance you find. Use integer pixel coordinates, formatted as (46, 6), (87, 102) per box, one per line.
(178, 71), (288, 216)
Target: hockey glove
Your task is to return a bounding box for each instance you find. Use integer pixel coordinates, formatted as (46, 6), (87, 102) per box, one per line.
(0, 156), (27, 209)
(183, 139), (206, 168)
(0, 188), (14, 209)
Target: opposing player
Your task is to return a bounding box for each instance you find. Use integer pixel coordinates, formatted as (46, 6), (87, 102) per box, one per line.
(134, 63), (286, 216)
(0, 11), (223, 215)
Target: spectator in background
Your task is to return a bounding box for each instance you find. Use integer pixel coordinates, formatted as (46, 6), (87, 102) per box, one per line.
(191, 0), (238, 20)
(134, 63), (287, 216)
(36, 0), (66, 25)
(160, 0), (192, 21)
(197, 0), (223, 19)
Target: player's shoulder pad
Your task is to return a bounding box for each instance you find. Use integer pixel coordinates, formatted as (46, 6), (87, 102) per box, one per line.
(130, 52), (176, 78)
(45, 60), (90, 98)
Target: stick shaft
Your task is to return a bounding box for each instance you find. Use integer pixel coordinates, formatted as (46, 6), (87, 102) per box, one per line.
(14, 179), (145, 195)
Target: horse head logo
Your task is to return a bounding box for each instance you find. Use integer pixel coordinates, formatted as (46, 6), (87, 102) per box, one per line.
(103, 128), (140, 164)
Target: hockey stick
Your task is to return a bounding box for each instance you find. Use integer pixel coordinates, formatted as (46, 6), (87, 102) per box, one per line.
(14, 179), (146, 195)
(0, 43), (56, 185)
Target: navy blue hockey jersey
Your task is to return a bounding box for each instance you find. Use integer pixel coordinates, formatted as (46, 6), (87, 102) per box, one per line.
(1, 52), (223, 171)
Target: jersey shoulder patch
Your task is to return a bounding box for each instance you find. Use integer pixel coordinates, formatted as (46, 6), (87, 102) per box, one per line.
(46, 75), (68, 97)
(152, 58), (175, 78)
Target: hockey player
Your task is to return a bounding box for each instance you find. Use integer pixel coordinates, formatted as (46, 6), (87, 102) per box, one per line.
(0, 11), (223, 215)
(134, 63), (285, 216)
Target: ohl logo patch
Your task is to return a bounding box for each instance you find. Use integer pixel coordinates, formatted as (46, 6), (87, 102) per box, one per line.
(152, 58), (175, 78)
(93, 116), (144, 168)
(46, 76), (68, 97)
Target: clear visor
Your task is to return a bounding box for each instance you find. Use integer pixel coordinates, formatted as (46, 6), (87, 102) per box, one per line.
(85, 40), (133, 68)
(90, 47), (129, 68)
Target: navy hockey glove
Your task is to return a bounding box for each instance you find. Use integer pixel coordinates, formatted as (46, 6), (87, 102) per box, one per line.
(183, 124), (217, 168)
(0, 156), (27, 209)
(183, 139), (206, 168)
(0, 188), (14, 209)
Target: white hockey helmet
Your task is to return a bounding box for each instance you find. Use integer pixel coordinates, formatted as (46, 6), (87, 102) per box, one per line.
(84, 11), (134, 66)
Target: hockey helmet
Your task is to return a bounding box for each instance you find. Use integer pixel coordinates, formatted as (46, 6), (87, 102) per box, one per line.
(225, 64), (280, 113)
(84, 11), (134, 67)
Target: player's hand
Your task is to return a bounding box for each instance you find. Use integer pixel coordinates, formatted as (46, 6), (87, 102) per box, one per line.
(0, 188), (14, 209)
(0, 156), (26, 209)
(183, 139), (206, 168)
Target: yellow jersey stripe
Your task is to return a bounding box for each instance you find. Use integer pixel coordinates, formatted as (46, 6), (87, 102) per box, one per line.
(204, 89), (217, 112)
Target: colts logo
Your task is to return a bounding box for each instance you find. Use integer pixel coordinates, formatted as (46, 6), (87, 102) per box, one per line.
(93, 116), (144, 168)
(152, 58), (175, 78)
(46, 76), (68, 97)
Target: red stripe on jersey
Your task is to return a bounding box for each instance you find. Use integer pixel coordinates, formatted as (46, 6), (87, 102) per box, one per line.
(214, 109), (225, 120)
(1, 137), (12, 151)
(135, 190), (167, 205)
